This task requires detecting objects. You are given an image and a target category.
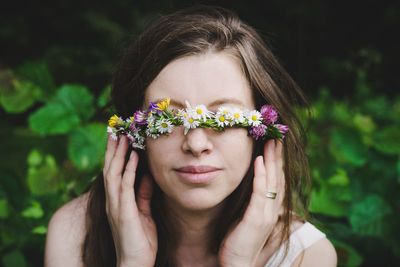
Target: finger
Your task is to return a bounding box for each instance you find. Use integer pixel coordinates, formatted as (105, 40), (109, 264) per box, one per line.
(108, 135), (129, 178)
(121, 150), (139, 190)
(120, 150), (140, 217)
(275, 139), (284, 177)
(106, 136), (129, 212)
(104, 134), (118, 176)
(264, 139), (277, 191)
(275, 140), (286, 215)
(264, 140), (280, 223)
(242, 155), (267, 222)
(137, 175), (154, 217)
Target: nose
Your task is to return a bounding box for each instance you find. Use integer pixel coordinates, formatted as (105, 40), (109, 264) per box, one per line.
(181, 127), (214, 157)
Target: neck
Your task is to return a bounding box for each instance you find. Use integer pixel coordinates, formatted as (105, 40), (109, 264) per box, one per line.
(164, 198), (224, 265)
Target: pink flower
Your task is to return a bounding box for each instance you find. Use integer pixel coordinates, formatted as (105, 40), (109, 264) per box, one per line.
(260, 105), (278, 125)
(249, 124), (267, 140)
(134, 110), (147, 125)
(275, 124), (289, 138)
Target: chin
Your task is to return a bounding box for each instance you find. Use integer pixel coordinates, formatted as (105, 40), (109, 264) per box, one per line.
(174, 191), (227, 212)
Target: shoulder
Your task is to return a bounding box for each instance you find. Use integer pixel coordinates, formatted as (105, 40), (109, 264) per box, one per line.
(291, 229), (337, 267)
(44, 192), (90, 267)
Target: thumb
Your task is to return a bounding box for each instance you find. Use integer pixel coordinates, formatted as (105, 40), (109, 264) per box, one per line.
(137, 174), (154, 216)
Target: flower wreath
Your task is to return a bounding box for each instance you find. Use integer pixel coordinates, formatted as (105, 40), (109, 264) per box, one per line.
(107, 98), (289, 150)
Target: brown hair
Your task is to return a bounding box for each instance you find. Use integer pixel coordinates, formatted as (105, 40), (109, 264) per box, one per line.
(82, 5), (311, 267)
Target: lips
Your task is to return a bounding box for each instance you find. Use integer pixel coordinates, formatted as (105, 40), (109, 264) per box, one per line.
(174, 165), (222, 184)
(175, 165), (221, 173)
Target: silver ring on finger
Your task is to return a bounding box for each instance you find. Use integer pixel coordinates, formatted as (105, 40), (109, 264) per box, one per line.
(265, 191), (277, 199)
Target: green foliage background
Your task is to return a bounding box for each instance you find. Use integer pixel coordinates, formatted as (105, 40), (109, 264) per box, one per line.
(0, 1), (399, 266)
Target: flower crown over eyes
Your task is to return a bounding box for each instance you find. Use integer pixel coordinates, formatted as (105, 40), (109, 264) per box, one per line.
(107, 98), (289, 150)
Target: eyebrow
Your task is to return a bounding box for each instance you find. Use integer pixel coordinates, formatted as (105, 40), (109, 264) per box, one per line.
(151, 97), (246, 109)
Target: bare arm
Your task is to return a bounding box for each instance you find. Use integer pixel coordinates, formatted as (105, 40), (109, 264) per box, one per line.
(44, 193), (89, 267)
(292, 237), (337, 267)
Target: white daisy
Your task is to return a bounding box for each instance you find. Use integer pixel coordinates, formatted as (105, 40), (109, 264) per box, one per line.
(146, 113), (156, 125)
(145, 127), (160, 139)
(106, 126), (118, 140)
(192, 104), (213, 122)
(182, 115), (200, 129)
(230, 107), (245, 125)
(246, 110), (262, 126)
(215, 110), (231, 127)
(155, 119), (174, 134)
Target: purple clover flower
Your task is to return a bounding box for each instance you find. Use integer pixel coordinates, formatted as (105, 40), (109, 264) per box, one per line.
(249, 124), (267, 140)
(275, 124), (289, 138)
(260, 104), (278, 125)
(134, 110), (148, 125)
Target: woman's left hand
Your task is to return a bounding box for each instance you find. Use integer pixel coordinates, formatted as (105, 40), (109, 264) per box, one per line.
(218, 139), (285, 267)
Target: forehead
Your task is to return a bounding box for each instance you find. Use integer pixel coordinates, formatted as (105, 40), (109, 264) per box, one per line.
(144, 52), (255, 109)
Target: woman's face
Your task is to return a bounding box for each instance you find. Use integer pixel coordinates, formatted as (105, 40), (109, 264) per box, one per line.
(144, 52), (255, 212)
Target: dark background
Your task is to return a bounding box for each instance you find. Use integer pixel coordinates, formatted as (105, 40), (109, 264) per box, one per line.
(1, 0), (398, 99)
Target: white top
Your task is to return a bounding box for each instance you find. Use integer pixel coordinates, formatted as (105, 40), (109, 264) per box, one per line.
(264, 222), (326, 267)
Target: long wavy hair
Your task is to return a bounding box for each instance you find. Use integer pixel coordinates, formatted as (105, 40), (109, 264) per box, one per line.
(82, 5), (312, 267)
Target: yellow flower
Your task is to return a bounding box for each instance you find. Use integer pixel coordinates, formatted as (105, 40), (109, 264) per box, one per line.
(108, 115), (121, 127)
(156, 98), (170, 111)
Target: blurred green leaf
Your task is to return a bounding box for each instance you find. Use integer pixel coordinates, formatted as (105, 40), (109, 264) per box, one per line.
(55, 84), (95, 121)
(26, 149), (43, 167)
(68, 123), (107, 171)
(32, 225), (47, 235)
(28, 84), (95, 135)
(15, 61), (55, 99)
(21, 200), (44, 219)
(350, 194), (392, 237)
(97, 84), (111, 108)
(328, 168), (350, 186)
(333, 239), (363, 267)
(28, 102), (81, 135)
(309, 185), (350, 217)
(352, 113), (376, 134)
(331, 102), (352, 123)
(0, 69), (42, 113)
(329, 128), (367, 166)
(0, 198), (10, 219)
(1, 250), (27, 267)
(27, 151), (59, 195)
(371, 126), (400, 155)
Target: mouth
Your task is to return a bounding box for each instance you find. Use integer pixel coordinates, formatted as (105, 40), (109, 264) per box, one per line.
(174, 165), (222, 184)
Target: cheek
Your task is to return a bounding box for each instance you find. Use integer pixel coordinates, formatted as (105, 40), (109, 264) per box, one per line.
(219, 129), (254, 173)
(145, 133), (180, 176)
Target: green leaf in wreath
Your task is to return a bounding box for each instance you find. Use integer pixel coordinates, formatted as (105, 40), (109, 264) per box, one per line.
(68, 123), (107, 171)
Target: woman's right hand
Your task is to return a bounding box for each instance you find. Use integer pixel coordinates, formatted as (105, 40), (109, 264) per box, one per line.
(103, 135), (158, 267)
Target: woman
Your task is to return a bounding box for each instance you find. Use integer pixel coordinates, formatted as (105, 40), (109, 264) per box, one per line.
(45, 5), (337, 267)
